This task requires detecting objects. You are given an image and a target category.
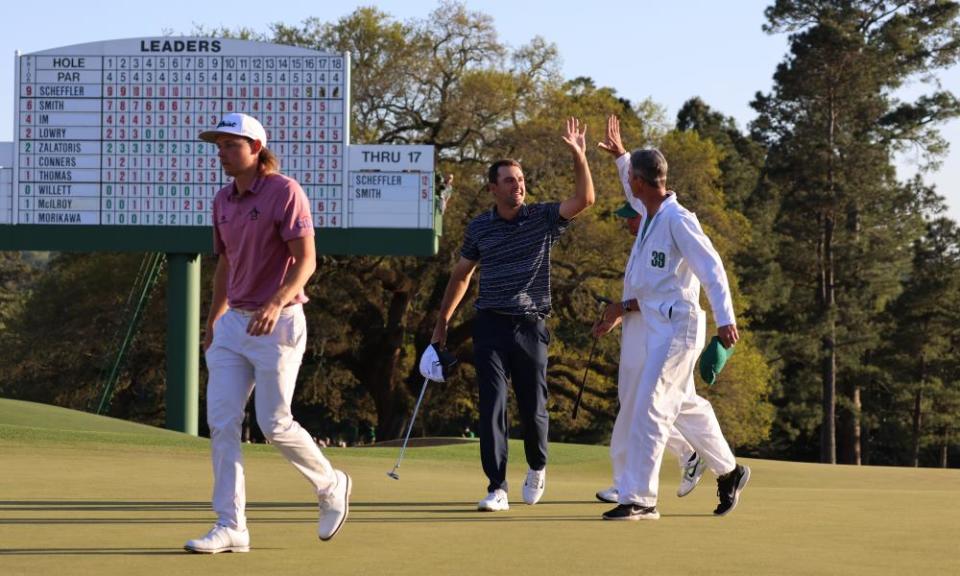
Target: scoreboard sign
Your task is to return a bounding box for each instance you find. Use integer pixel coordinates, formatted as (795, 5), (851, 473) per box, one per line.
(348, 144), (435, 228)
(0, 38), (439, 256)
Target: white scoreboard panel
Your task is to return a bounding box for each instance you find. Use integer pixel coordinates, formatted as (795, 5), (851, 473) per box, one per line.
(14, 38), (349, 229)
(347, 145), (435, 228)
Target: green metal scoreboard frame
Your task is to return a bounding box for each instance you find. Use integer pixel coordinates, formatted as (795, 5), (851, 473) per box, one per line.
(1, 37), (440, 256)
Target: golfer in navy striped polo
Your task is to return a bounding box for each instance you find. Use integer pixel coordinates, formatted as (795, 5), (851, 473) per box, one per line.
(431, 118), (595, 511)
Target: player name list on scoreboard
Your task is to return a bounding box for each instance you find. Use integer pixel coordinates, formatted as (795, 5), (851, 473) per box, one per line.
(14, 38), (351, 227)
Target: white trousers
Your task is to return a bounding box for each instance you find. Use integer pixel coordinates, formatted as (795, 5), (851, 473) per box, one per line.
(610, 313), (695, 489)
(612, 303), (736, 506)
(205, 305), (335, 531)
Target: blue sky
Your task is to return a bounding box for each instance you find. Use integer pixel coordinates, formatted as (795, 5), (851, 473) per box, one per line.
(3, 0), (958, 220)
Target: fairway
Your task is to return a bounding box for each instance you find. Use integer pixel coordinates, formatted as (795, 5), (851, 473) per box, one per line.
(1, 398), (958, 576)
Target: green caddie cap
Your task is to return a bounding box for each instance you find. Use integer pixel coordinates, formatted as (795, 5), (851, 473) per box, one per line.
(614, 202), (639, 218)
(698, 336), (735, 386)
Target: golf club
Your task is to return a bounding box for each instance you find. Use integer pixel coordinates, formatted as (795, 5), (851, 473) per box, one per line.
(572, 295), (612, 420)
(387, 376), (431, 480)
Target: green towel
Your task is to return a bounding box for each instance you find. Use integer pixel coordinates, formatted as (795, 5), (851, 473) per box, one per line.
(699, 336), (734, 386)
(614, 202), (639, 218)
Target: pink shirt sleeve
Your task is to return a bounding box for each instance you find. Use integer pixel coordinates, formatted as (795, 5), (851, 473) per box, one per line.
(277, 180), (314, 242)
(212, 196), (226, 255)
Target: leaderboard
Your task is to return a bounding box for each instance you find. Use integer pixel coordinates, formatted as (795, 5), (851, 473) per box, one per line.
(14, 38), (350, 227)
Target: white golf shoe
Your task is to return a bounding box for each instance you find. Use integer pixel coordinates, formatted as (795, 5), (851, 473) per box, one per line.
(478, 489), (509, 511)
(677, 452), (706, 498)
(522, 468), (546, 505)
(595, 486), (618, 504)
(184, 524), (250, 554)
(318, 469), (351, 541)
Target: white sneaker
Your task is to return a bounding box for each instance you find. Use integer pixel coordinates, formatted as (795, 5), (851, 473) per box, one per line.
(522, 468), (546, 505)
(318, 469), (351, 541)
(677, 452), (706, 497)
(595, 486), (618, 503)
(184, 524), (250, 554)
(477, 489), (509, 511)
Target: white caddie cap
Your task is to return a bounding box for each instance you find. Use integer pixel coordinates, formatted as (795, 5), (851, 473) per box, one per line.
(419, 343), (458, 382)
(199, 113), (268, 148)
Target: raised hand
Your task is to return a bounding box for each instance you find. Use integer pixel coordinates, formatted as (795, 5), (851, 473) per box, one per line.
(561, 117), (588, 157)
(597, 114), (627, 157)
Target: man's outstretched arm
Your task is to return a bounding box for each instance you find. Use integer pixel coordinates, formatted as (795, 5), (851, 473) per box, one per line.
(559, 117), (596, 220)
(431, 256), (479, 346)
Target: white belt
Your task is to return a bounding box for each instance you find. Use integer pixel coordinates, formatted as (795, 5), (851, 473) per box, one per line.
(231, 304), (302, 317)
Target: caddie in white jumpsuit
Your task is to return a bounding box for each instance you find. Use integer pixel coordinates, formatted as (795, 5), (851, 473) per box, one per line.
(595, 115), (751, 520)
(594, 201), (706, 505)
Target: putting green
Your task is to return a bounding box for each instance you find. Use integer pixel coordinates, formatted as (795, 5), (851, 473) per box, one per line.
(0, 398), (957, 575)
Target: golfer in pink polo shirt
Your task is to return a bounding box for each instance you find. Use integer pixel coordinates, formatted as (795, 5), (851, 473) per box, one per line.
(184, 113), (350, 554)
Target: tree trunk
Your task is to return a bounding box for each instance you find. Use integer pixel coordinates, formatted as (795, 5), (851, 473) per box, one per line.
(851, 383), (861, 464)
(838, 381), (861, 465)
(820, 213), (837, 464)
(838, 203), (862, 465)
(911, 387), (923, 467)
(364, 285), (414, 440)
(820, 95), (838, 465)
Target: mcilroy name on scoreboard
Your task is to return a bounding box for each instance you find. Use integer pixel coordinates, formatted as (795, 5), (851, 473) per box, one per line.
(5, 37), (436, 235)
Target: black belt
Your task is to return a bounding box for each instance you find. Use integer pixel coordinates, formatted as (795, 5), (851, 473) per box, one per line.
(480, 308), (548, 322)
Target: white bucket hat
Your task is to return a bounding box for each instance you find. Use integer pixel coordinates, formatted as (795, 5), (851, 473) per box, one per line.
(199, 113), (268, 148)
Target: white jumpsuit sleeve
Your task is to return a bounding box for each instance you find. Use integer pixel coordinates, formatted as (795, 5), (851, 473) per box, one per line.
(615, 153), (647, 219)
(671, 212), (736, 327)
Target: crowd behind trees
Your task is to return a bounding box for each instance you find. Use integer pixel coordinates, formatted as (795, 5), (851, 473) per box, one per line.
(2, 1), (959, 467)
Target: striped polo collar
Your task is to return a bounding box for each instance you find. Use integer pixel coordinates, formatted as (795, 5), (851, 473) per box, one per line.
(490, 203), (529, 222)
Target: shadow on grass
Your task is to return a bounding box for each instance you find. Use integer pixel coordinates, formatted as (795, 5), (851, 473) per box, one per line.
(0, 547), (187, 556)
(0, 499), (606, 511)
(0, 499), (716, 526)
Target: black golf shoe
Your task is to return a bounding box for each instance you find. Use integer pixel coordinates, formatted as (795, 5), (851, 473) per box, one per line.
(602, 503), (660, 521)
(714, 464), (751, 516)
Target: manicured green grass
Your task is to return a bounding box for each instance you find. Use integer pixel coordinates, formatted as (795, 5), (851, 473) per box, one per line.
(1, 398), (958, 575)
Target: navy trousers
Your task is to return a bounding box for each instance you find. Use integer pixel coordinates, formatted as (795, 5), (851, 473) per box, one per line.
(473, 309), (550, 493)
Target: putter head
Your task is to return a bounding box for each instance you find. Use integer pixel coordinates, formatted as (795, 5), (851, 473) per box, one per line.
(593, 294), (612, 305)
(386, 471), (400, 480)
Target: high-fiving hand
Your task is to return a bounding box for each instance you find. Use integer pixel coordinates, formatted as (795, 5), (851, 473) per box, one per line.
(597, 114), (627, 157)
(561, 117), (588, 157)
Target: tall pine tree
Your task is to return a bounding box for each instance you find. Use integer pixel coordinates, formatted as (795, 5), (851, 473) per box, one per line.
(751, 0), (960, 463)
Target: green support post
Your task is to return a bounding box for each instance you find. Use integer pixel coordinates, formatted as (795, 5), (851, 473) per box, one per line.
(166, 253), (200, 435)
